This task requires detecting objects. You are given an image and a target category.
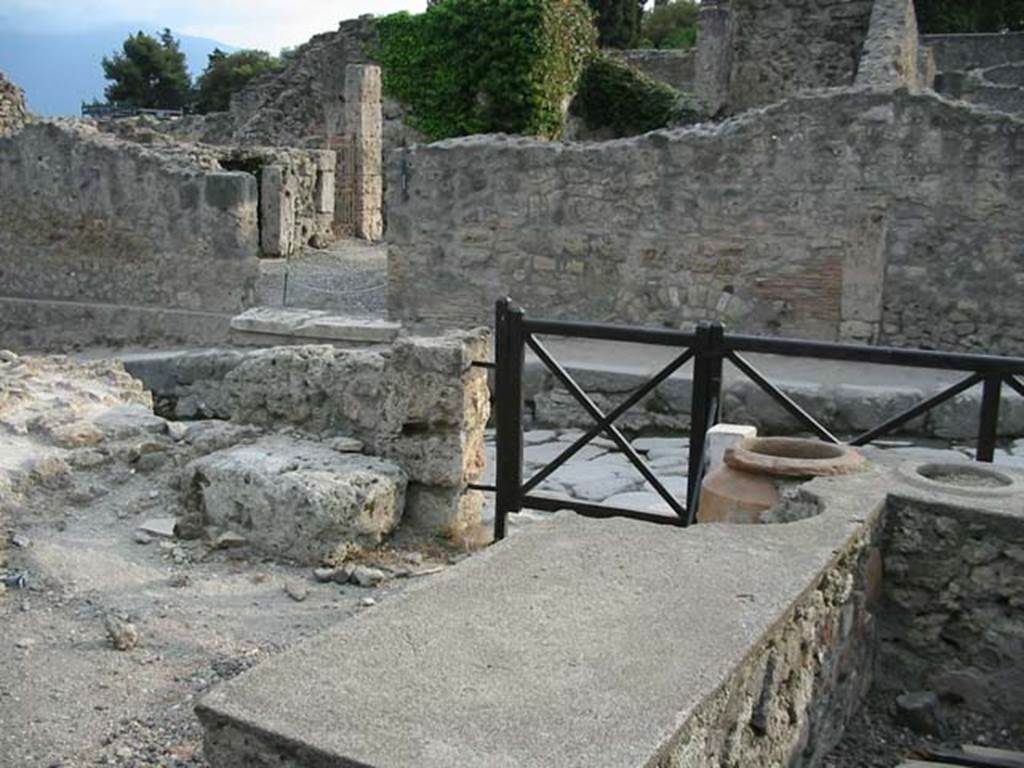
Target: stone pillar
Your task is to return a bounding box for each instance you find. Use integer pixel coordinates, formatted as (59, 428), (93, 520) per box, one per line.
(695, 0), (734, 117)
(344, 64), (383, 241)
(260, 164), (294, 257)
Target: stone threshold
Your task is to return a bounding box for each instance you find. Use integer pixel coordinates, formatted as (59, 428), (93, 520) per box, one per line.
(230, 306), (401, 347)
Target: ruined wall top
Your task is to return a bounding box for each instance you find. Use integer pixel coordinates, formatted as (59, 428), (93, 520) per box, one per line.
(0, 71), (28, 138)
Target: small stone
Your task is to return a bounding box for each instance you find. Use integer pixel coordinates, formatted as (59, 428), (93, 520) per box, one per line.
(138, 517), (177, 539)
(351, 565), (387, 587)
(15, 637), (36, 649)
(11, 533), (30, 549)
(167, 422), (188, 441)
(312, 567), (336, 583)
(133, 531), (153, 545)
(360, 597), (376, 607)
(328, 436), (364, 453)
(213, 531), (248, 549)
(284, 581), (309, 602)
(105, 616), (140, 651)
(895, 691), (944, 737)
(171, 547), (188, 565)
(400, 552), (424, 566)
(169, 573), (190, 588)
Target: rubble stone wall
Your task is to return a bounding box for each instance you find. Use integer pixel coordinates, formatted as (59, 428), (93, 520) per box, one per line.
(722, 0), (874, 114)
(856, 0), (923, 88)
(0, 122), (259, 346)
(614, 49), (696, 92)
(924, 32), (1024, 116)
(0, 71), (27, 137)
(387, 89), (1024, 352)
(670, 511), (881, 768)
(923, 32), (1024, 73)
(877, 496), (1024, 719)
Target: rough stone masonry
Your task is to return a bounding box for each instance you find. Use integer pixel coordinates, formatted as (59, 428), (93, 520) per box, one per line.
(0, 70), (27, 137)
(387, 88), (1024, 352)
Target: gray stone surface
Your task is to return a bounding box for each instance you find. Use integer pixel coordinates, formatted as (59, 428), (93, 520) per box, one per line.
(0, 121), (259, 349)
(387, 89), (1024, 354)
(613, 49), (696, 92)
(198, 463), (892, 768)
(180, 435), (407, 562)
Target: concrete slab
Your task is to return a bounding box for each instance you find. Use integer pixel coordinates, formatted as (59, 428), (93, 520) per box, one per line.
(197, 464), (893, 768)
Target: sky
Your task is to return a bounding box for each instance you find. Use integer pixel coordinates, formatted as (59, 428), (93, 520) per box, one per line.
(0, 0), (430, 54)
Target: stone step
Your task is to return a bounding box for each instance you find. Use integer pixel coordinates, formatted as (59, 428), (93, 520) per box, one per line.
(230, 306), (401, 347)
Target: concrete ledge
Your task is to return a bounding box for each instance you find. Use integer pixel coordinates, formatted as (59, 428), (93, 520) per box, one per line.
(197, 465), (894, 768)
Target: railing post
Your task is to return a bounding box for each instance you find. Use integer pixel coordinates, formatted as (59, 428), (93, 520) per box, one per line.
(976, 374), (1002, 463)
(686, 322), (725, 524)
(494, 298), (525, 540)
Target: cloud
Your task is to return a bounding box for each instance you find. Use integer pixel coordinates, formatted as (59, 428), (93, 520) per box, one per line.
(2, 0), (428, 53)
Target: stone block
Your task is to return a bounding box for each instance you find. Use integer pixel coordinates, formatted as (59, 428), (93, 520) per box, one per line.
(180, 436), (407, 563)
(403, 484), (483, 535)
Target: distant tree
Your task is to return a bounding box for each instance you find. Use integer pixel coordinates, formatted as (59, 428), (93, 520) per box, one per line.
(588, 0), (644, 48)
(914, 0), (1024, 32)
(101, 29), (191, 109)
(640, 0), (698, 48)
(195, 49), (286, 113)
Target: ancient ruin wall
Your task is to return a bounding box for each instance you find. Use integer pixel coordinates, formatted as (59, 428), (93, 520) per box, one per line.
(0, 122), (259, 345)
(878, 497), (1024, 719)
(0, 71), (27, 137)
(387, 89), (1024, 352)
(722, 0), (875, 114)
(856, 0), (923, 88)
(614, 49), (696, 92)
(924, 32), (1024, 117)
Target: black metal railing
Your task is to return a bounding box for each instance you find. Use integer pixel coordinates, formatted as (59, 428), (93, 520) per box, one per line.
(481, 298), (1024, 540)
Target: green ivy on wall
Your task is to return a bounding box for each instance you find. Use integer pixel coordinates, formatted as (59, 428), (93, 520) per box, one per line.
(375, 0), (598, 141)
(572, 53), (702, 137)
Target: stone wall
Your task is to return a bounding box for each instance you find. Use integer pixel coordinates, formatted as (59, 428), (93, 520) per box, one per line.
(877, 495), (1024, 719)
(923, 32), (1024, 73)
(696, 0), (875, 116)
(0, 71), (27, 137)
(670, 509), (881, 767)
(614, 49), (696, 92)
(0, 121), (259, 347)
(924, 33), (1024, 116)
(219, 146), (336, 256)
(387, 88), (1024, 353)
(856, 0), (923, 88)
(98, 119), (337, 256)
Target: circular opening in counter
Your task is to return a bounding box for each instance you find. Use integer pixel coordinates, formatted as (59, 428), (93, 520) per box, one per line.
(725, 437), (865, 478)
(916, 462), (1012, 489)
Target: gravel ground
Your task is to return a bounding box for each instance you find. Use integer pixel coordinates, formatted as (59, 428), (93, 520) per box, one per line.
(256, 240), (387, 317)
(824, 690), (1024, 767)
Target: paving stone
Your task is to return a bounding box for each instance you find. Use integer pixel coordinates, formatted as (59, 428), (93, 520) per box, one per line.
(524, 442), (607, 467)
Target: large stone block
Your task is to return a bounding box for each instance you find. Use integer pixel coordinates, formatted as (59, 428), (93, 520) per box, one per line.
(180, 436), (407, 563)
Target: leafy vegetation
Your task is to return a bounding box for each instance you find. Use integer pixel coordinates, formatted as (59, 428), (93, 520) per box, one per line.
(572, 53), (702, 137)
(587, 0), (644, 48)
(101, 29), (190, 109)
(375, 0), (598, 141)
(639, 0), (699, 49)
(914, 0), (1024, 32)
(195, 49), (286, 113)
